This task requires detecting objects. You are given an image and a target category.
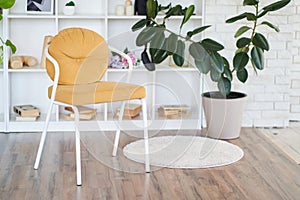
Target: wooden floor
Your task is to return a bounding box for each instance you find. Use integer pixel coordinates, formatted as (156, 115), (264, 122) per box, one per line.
(0, 128), (300, 200)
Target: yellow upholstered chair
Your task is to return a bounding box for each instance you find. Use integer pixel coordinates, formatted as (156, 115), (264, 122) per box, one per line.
(33, 28), (150, 186)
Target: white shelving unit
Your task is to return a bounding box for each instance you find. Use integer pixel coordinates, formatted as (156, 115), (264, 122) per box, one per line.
(1, 0), (205, 132)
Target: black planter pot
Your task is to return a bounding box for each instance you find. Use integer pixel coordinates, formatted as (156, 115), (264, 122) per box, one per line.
(134, 0), (147, 15)
(202, 91), (247, 139)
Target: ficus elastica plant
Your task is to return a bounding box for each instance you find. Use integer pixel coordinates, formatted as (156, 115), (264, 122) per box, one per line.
(132, 0), (291, 97)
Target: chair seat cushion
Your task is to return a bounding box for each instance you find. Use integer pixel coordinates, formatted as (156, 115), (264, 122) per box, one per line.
(48, 81), (146, 105)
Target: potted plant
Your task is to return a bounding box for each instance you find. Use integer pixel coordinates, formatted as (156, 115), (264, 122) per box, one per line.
(63, 1), (76, 15)
(0, 0), (17, 64)
(132, 0), (291, 139)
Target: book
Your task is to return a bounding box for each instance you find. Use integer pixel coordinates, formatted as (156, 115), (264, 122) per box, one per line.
(116, 103), (142, 117)
(65, 105), (97, 114)
(114, 111), (140, 120)
(64, 105), (97, 120)
(15, 115), (38, 121)
(13, 104), (40, 117)
(158, 105), (190, 119)
(69, 112), (97, 120)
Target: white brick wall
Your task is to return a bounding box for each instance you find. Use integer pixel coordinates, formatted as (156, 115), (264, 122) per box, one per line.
(205, 0), (295, 127)
(291, 0), (300, 120)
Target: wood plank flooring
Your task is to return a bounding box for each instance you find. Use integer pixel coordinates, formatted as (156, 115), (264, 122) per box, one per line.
(0, 128), (299, 200)
(261, 122), (300, 164)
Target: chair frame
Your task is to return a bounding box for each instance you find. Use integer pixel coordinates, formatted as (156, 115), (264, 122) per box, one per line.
(33, 45), (150, 186)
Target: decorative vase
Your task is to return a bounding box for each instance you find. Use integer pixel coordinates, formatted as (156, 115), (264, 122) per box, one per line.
(134, 0), (147, 15)
(63, 6), (75, 15)
(202, 91), (247, 139)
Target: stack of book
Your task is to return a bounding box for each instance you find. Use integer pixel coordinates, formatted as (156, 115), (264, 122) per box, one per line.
(13, 104), (40, 121)
(114, 103), (142, 120)
(158, 104), (190, 119)
(64, 106), (97, 120)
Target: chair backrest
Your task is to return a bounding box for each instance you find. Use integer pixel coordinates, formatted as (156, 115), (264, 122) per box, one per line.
(46, 28), (109, 85)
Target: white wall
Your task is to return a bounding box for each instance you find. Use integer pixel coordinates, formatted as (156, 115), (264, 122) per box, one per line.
(291, 0), (300, 121)
(205, 0), (297, 127)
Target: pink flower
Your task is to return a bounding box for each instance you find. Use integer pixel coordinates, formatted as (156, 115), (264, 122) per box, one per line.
(122, 52), (137, 66)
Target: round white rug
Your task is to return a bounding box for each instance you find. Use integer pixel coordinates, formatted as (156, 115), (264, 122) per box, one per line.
(123, 136), (244, 168)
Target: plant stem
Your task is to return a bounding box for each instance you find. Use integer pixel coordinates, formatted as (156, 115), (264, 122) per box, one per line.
(230, 4), (259, 74)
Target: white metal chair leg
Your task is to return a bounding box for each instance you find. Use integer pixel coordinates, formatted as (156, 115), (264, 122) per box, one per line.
(34, 101), (54, 170)
(141, 98), (150, 173)
(73, 106), (82, 186)
(112, 101), (126, 156)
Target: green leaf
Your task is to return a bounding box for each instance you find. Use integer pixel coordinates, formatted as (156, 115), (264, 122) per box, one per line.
(150, 31), (165, 56)
(252, 33), (269, 51)
(236, 37), (251, 48)
(131, 19), (149, 32)
(5, 40), (16, 54)
(195, 58), (210, 74)
(191, 25), (211, 36)
(186, 31), (193, 39)
(226, 12), (256, 23)
(201, 38), (224, 52)
(218, 77), (231, 97)
(166, 33), (178, 55)
(237, 68), (248, 83)
(146, 0), (157, 18)
(187, 25), (211, 39)
(234, 26), (251, 38)
(180, 5), (194, 29)
(152, 39), (168, 64)
(210, 51), (224, 73)
(136, 27), (158, 47)
(226, 13), (247, 23)
(233, 52), (249, 71)
(152, 49), (168, 64)
(246, 13), (256, 21)
(251, 46), (264, 70)
(0, 14), (2, 21)
(223, 57), (232, 81)
(165, 5), (181, 19)
(257, 10), (268, 18)
(158, 3), (171, 12)
(189, 42), (206, 59)
(173, 40), (185, 66)
(65, 1), (75, 6)
(243, 0), (259, 6)
(189, 42), (211, 73)
(210, 67), (221, 82)
(0, 0), (16, 9)
(263, 0), (291, 12)
(261, 21), (280, 32)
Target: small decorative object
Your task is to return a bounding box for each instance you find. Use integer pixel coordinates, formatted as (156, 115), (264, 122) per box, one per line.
(9, 56), (38, 69)
(116, 5), (125, 16)
(125, 0), (134, 16)
(63, 1), (75, 15)
(134, 0), (147, 15)
(26, 0), (54, 14)
(40, 35), (53, 68)
(108, 47), (139, 69)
